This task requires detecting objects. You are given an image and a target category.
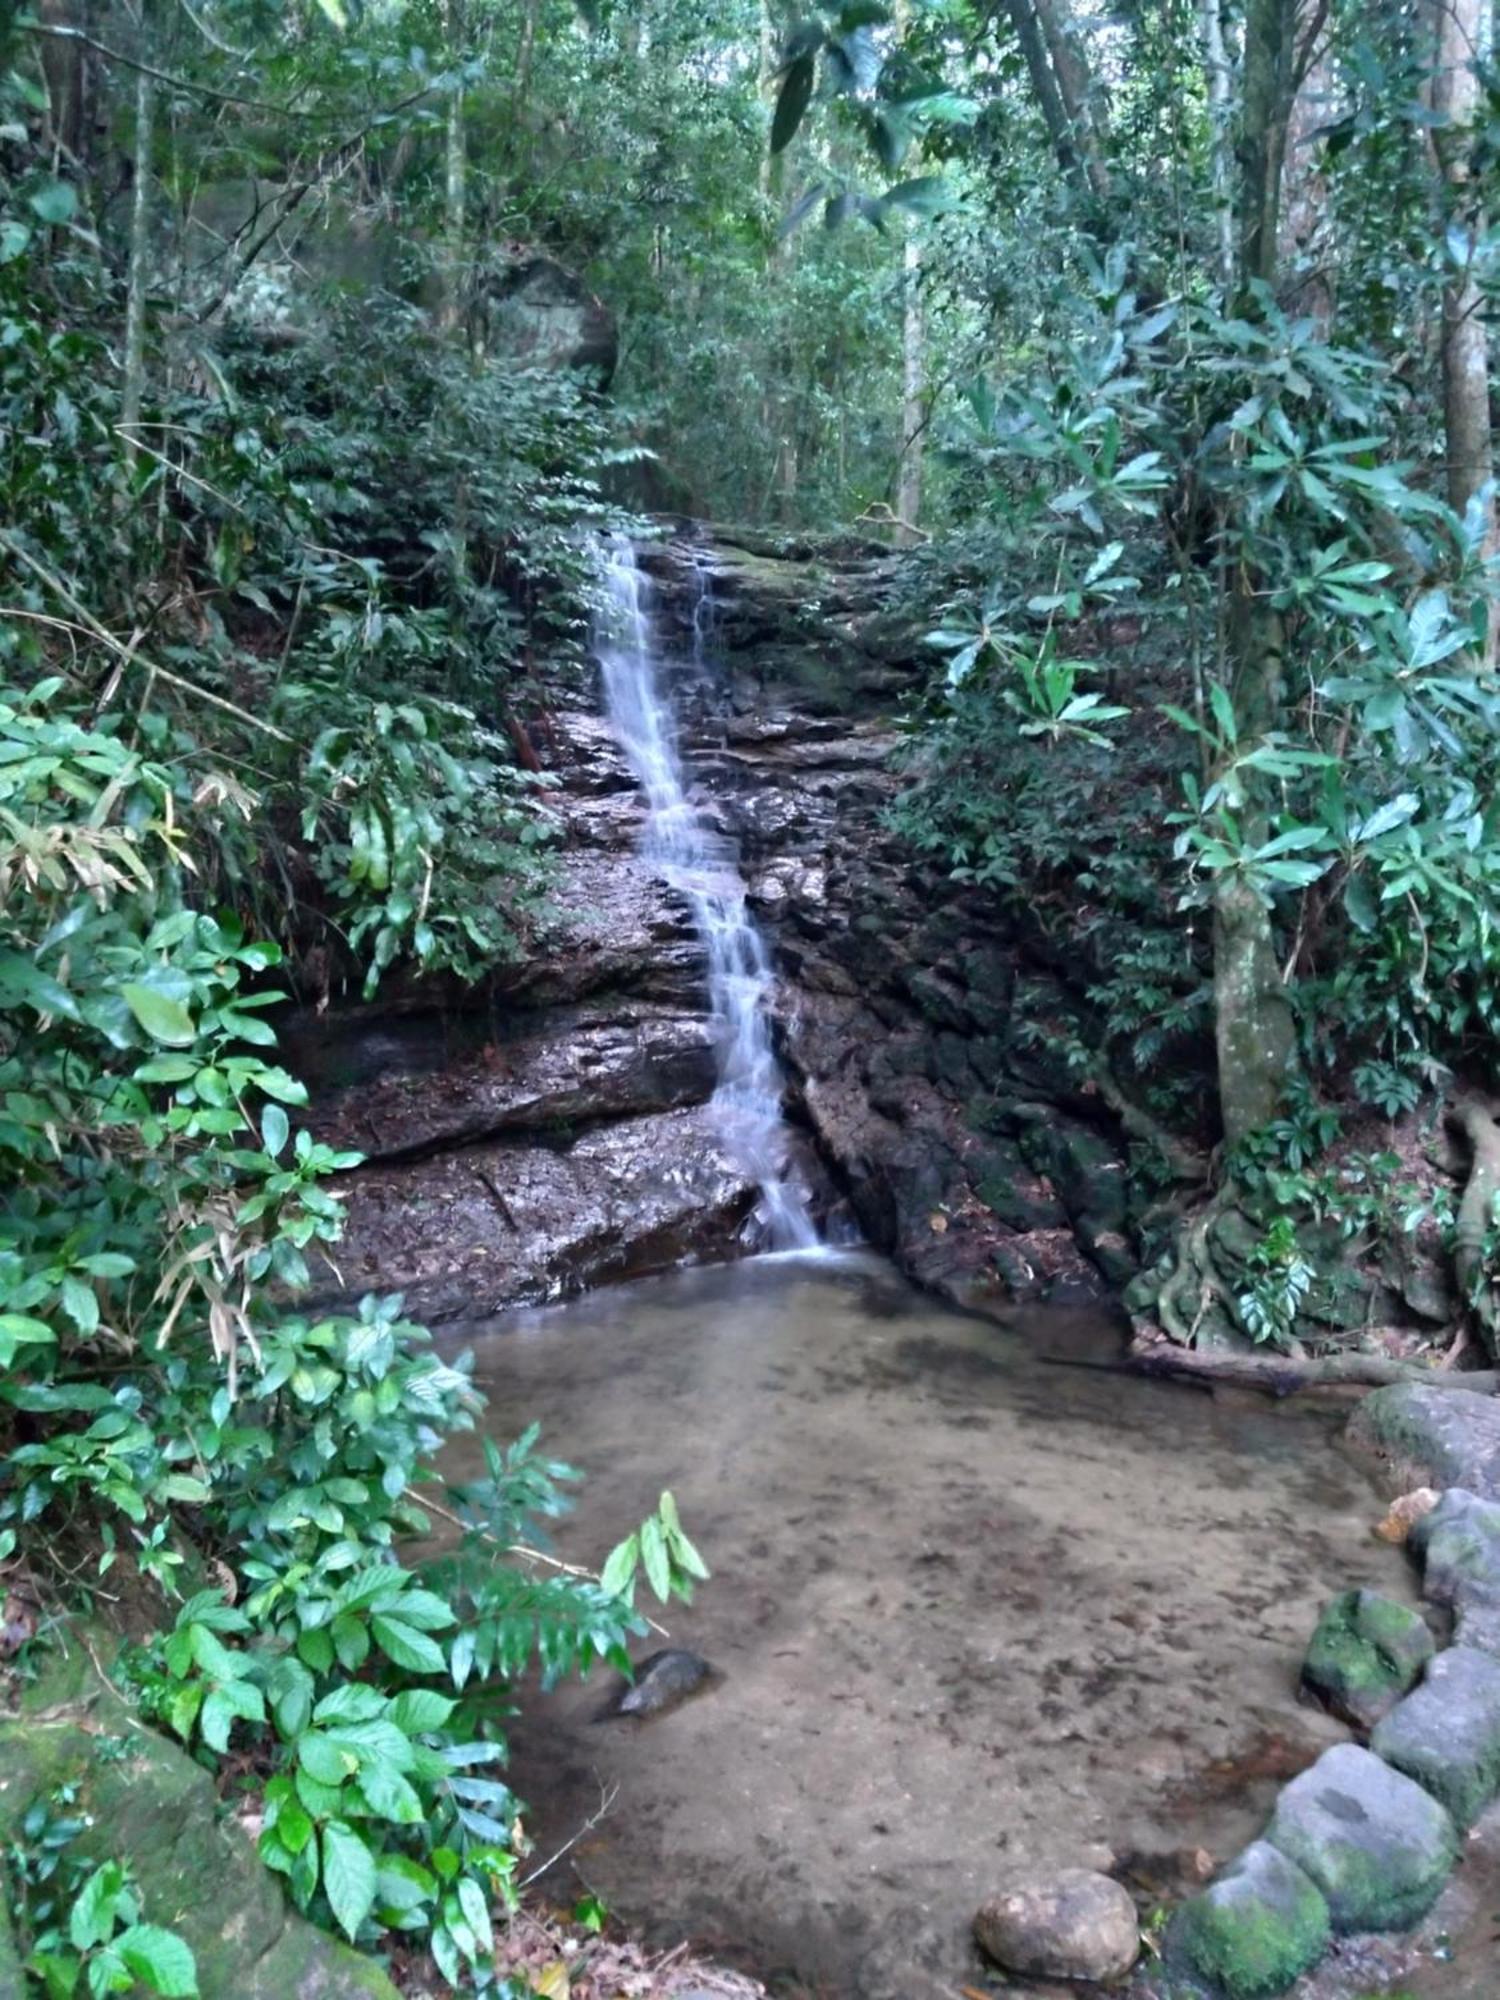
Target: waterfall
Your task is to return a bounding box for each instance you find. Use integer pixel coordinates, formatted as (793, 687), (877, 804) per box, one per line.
(594, 537), (819, 1251)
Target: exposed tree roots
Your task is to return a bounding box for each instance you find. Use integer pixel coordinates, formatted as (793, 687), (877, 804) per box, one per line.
(1119, 1342), (1498, 1399)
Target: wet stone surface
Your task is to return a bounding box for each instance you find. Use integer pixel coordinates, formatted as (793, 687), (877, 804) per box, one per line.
(440, 1252), (1412, 2000)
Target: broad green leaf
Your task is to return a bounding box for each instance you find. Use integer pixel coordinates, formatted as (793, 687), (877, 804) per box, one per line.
(115, 1925), (198, 1997)
(121, 985), (196, 1048)
(371, 1614), (446, 1674)
(772, 53), (817, 155)
(321, 1822), (377, 1942)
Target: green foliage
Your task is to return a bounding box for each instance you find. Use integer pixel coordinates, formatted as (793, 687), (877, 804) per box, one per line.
(300, 698), (558, 997)
(5, 1800), (199, 1999)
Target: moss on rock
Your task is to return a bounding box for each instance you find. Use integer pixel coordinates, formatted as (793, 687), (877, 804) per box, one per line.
(1301, 1588), (1434, 1729)
(1164, 1841), (1331, 1999)
(1266, 1743), (1457, 1932)
(0, 1646), (399, 2000)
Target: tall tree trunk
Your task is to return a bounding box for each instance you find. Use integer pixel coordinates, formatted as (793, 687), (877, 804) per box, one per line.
(1235, 0), (1296, 287)
(1199, 0), (1234, 287)
(121, 12), (154, 452)
(895, 229), (924, 543)
(1002, 0), (1110, 206)
(440, 0), (467, 334)
(1210, 0), (1302, 1149)
(1429, 0), (1495, 529)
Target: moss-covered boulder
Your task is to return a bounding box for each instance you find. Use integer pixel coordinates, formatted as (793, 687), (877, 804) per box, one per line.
(1300, 1589), (1434, 1729)
(1162, 1841), (1331, 1999)
(0, 1682), (399, 1999)
(1265, 1743), (1457, 1932)
(1371, 1644), (1500, 1829)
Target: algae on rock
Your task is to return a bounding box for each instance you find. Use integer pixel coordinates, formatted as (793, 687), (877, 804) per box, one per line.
(0, 1649), (398, 2000)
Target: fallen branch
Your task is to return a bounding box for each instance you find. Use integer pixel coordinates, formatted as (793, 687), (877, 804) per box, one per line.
(517, 1780), (619, 1889)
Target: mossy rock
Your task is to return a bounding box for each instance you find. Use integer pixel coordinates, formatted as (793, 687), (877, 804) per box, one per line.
(1411, 1487), (1500, 1606)
(0, 1892), (23, 2000)
(1265, 1743), (1457, 1932)
(1371, 1645), (1500, 1829)
(1163, 1841), (1331, 1999)
(0, 1644), (398, 2000)
(1301, 1589), (1434, 1730)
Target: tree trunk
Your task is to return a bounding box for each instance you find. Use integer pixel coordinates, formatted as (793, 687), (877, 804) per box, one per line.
(1429, 0), (1495, 534)
(440, 0), (467, 334)
(1209, 0), (1302, 1149)
(895, 232), (925, 543)
(1235, 0), (1296, 288)
(120, 15), (154, 451)
(1001, 0), (1108, 207)
(1199, 0), (1235, 287)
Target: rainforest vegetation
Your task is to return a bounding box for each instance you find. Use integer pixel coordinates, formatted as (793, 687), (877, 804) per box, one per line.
(2, 0), (1500, 1989)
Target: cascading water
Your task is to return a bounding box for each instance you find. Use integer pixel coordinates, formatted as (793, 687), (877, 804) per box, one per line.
(594, 537), (819, 1251)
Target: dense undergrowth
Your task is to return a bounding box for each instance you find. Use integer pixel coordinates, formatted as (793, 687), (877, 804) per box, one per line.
(0, 46), (710, 1987)
(888, 252), (1500, 1353)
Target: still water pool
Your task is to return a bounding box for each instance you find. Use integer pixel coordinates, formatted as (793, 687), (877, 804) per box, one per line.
(441, 1251), (1487, 1999)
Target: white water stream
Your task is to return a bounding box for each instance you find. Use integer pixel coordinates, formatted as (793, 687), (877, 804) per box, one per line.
(595, 538), (818, 1249)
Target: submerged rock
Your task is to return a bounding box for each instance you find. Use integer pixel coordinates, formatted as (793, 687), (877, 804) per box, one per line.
(1162, 1840), (1330, 2000)
(1264, 1742), (1457, 1931)
(1371, 1644), (1500, 1828)
(595, 1649), (714, 1722)
(1300, 1589), (1434, 1729)
(973, 1868), (1138, 1983)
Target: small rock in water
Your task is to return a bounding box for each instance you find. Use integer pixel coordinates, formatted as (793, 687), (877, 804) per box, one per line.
(594, 1648), (714, 1722)
(973, 1867), (1138, 1983)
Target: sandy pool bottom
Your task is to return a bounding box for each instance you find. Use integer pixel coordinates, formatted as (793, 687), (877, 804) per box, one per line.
(441, 1251), (1419, 1999)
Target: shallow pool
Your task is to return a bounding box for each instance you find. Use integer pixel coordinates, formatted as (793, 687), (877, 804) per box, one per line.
(443, 1251), (1423, 1999)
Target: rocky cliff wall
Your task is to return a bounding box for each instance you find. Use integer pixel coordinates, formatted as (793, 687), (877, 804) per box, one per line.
(300, 527), (1137, 1328)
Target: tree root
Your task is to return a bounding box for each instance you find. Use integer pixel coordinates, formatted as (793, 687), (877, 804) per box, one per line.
(1154, 1199), (1234, 1345)
(1118, 1341), (1498, 1398)
(1088, 1060), (1209, 1184)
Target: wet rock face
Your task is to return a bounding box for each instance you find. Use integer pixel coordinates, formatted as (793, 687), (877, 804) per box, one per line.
(328, 1106), (758, 1321)
(310, 526), (1149, 1318)
(973, 1868), (1139, 1982)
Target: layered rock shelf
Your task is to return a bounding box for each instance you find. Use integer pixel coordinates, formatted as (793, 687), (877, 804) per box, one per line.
(301, 526), (1139, 1325)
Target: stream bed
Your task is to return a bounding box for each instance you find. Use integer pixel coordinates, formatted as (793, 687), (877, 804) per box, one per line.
(443, 1251), (1449, 1999)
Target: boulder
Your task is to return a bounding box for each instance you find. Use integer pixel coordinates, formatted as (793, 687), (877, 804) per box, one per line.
(973, 1868), (1138, 1983)
(477, 254), (617, 381)
(1371, 1645), (1500, 1828)
(1348, 1384), (1500, 1501)
(1299, 1589), (1434, 1729)
(1411, 1486), (1500, 1608)
(1264, 1742), (1457, 1931)
(1162, 1841), (1330, 2000)
(0, 1703), (397, 1999)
